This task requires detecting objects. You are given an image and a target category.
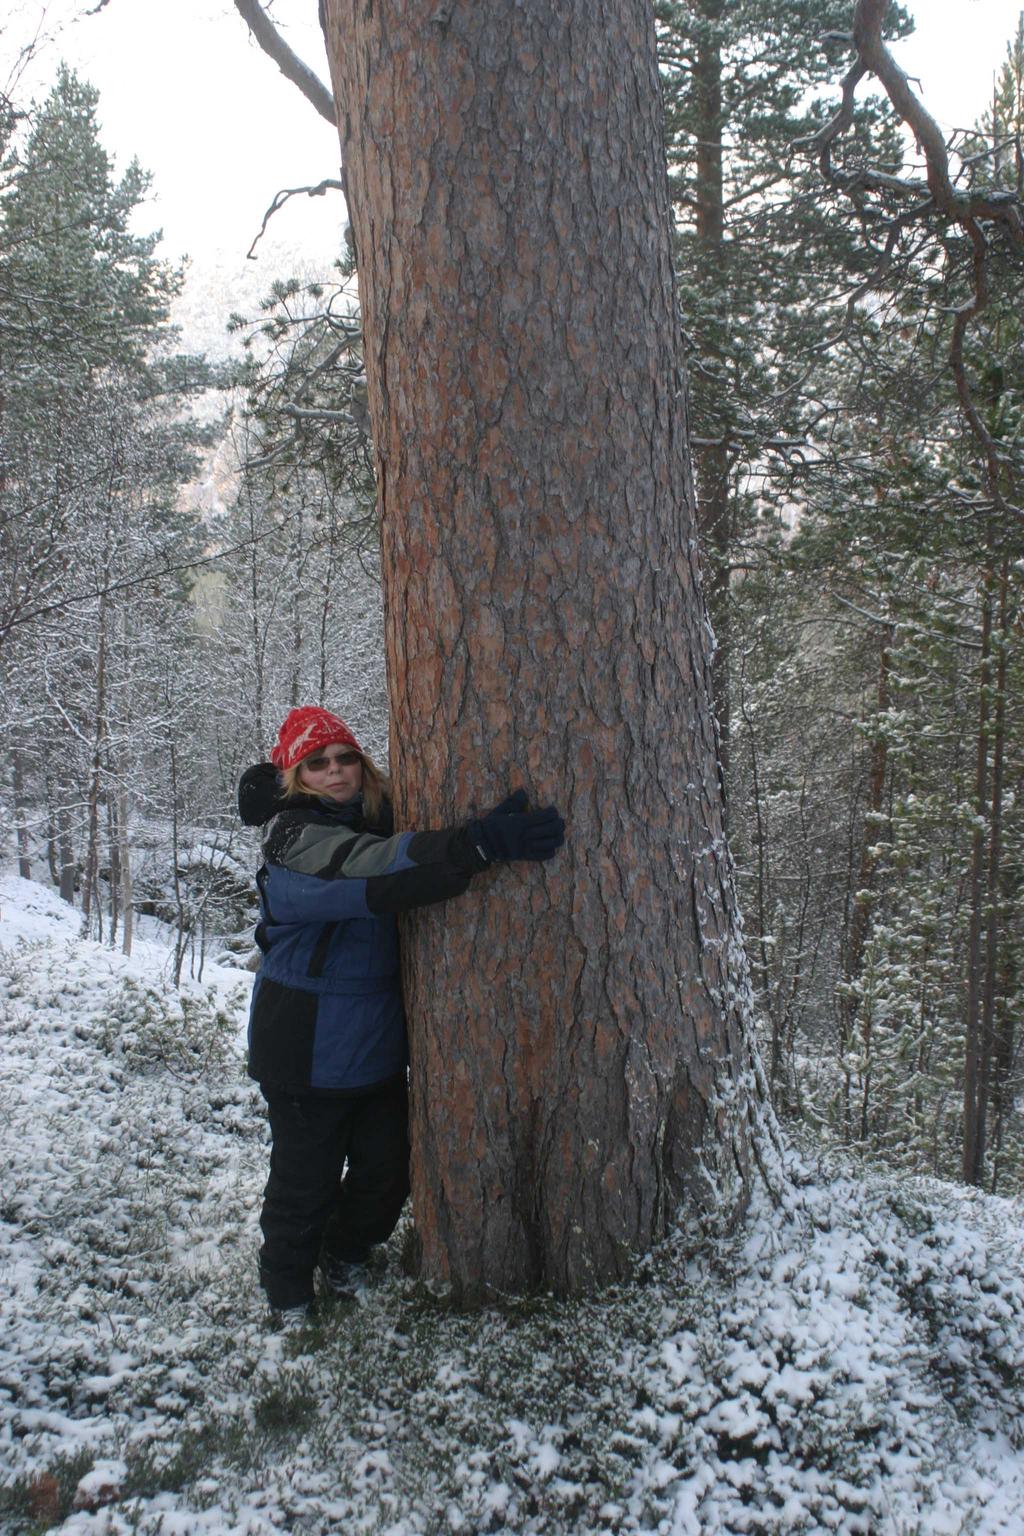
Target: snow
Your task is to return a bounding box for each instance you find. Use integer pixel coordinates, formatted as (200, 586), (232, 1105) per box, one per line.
(2, 870), (1024, 1534)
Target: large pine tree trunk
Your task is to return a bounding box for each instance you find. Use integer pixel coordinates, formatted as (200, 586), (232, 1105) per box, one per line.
(323, 0), (757, 1299)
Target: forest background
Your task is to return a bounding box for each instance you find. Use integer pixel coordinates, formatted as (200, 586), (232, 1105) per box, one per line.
(2, 0), (1024, 1210)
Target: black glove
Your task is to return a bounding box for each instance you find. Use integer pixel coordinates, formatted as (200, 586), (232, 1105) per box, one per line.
(468, 800), (566, 864)
(483, 788), (528, 818)
(238, 762), (286, 827)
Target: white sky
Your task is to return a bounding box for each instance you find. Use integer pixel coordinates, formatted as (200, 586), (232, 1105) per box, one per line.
(892, 0), (1023, 133)
(5, 0), (1024, 337)
(6, 0), (344, 281)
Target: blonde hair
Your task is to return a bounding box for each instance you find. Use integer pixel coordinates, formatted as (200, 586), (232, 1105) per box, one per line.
(279, 749), (391, 824)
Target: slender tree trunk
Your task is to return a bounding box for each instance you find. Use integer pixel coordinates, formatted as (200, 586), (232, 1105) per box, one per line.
(247, 487), (267, 749)
(318, 495), (339, 704)
(289, 504), (305, 707)
(691, 0), (731, 781)
(81, 596), (108, 942)
(971, 560), (1008, 1183)
(107, 780), (120, 948)
(697, 447), (731, 780)
(169, 737), (188, 988)
(989, 822), (1018, 1193)
(57, 803), (76, 906)
(838, 626), (892, 1139)
(963, 567), (993, 1184)
(12, 747), (32, 880)
(736, 652), (782, 1089)
(46, 814), (59, 886)
(118, 788), (133, 957)
(324, 0), (759, 1300)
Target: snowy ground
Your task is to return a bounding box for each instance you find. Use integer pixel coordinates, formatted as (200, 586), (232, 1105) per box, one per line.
(2, 872), (1023, 1535)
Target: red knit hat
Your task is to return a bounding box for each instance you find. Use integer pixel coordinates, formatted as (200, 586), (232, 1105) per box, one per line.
(270, 707), (362, 770)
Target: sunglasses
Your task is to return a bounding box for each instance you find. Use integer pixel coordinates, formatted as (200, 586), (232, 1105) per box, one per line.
(302, 749), (362, 772)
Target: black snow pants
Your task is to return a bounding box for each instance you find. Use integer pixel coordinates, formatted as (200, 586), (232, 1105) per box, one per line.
(257, 1073), (410, 1309)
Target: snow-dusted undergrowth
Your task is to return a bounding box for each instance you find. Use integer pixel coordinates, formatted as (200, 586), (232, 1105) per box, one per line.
(1, 872), (1023, 1535)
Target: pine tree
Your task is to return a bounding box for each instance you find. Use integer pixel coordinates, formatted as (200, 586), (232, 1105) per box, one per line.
(0, 66), (212, 937)
(655, 0), (908, 767)
(322, 0), (766, 1299)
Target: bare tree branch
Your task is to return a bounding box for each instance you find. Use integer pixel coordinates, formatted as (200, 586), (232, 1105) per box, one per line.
(1, 520), (321, 637)
(233, 0), (336, 126)
(805, 0), (1024, 519)
(246, 177), (345, 259)
(279, 403), (351, 422)
(851, 0), (1024, 239)
(807, 2), (1024, 239)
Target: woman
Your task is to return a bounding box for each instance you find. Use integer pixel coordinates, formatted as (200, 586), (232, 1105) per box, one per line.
(238, 705), (565, 1324)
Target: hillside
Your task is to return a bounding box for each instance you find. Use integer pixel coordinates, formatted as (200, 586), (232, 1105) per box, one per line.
(1, 872), (1023, 1534)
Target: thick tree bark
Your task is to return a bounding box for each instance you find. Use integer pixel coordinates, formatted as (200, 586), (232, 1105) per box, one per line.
(323, 0), (757, 1299)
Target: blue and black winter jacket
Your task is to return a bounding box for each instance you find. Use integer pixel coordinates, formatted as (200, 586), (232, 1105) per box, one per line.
(239, 764), (485, 1094)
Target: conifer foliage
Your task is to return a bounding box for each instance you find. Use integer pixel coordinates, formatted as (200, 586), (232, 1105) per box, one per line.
(0, 59), (386, 976)
(718, 7), (1024, 1192)
(2, 5), (1023, 1215)
(655, 0), (908, 767)
(0, 66), (211, 948)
